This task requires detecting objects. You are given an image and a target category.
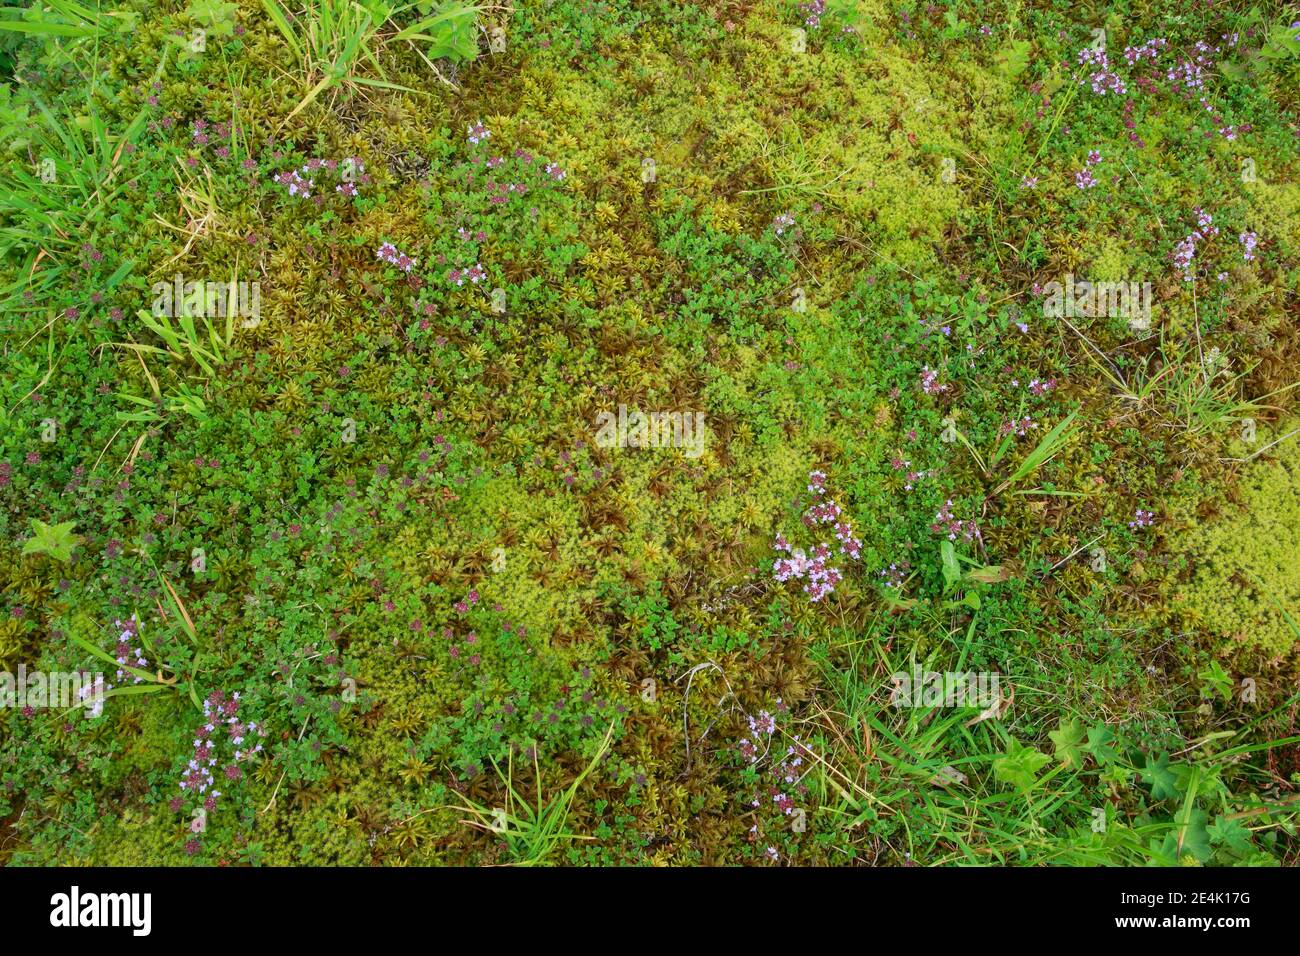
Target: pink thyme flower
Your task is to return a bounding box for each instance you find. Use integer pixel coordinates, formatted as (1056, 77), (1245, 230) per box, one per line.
(920, 366), (948, 394)
(376, 243), (415, 272)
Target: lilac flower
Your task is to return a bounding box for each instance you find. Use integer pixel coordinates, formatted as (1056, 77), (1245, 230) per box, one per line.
(749, 711), (776, 737)
(920, 366), (947, 394)
(999, 415), (1038, 437)
(1078, 46), (1127, 95)
(1075, 169), (1098, 189)
(1240, 231), (1258, 262)
(274, 167), (314, 199)
(1123, 37), (1167, 65)
(111, 617), (147, 683)
(931, 499), (981, 542)
(1166, 43), (1215, 93)
(376, 243), (416, 272)
(448, 262), (487, 286)
(467, 121), (490, 145)
(879, 562), (909, 589)
(1172, 208), (1219, 280)
(797, 0), (825, 28)
(1129, 509), (1155, 529)
(773, 471), (860, 602)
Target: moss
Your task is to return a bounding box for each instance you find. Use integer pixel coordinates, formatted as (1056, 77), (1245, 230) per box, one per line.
(1246, 179), (1300, 264)
(1174, 424), (1300, 659)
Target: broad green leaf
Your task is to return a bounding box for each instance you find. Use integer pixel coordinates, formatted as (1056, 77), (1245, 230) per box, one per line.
(1207, 814), (1253, 854)
(1175, 806), (1213, 863)
(1140, 752), (1180, 801)
(1085, 725), (1118, 765)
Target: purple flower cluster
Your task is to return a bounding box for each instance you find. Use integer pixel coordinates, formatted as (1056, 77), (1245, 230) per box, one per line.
(274, 166), (314, 198)
(772, 471), (862, 602)
(1078, 46), (1127, 96)
(1129, 509), (1155, 529)
(1123, 37), (1167, 64)
(931, 499), (981, 543)
(890, 455), (929, 491)
(174, 690), (265, 851)
(467, 121), (491, 145)
(272, 156), (367, 202)
(739, 703), (808, 863)
(1165, 41), (1215, 94)
(879, 560), (910, 589)
(797, 0), (825, 28)
(448, 262), (487, 286)
(739, 709), (776, 764)
(999, 415), (1038, 438)
(1240, 231), (1258, 262)
(187, 116), (237, 160)
(1171, 208), (1219, 281)
(376, 242), (416, 272)
(112, 616), (147, 684)
(920, 366), (947, 394)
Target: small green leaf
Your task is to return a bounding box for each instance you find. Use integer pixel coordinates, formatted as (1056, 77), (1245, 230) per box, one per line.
(1207, 814), (1252, 854)
(1175, 806), (1213, 863)
(1085, 725), (1118, 765)
(994, 39), (1032, 78)
(1049, 718), (1086, 769)
(1140, 752), (1180, 801)
(940, 540), (961, 593)
(992, 737), (1051, 790)
(21, 519), (80, 562)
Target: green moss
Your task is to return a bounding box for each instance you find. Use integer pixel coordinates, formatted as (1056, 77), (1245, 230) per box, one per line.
(1175, 426), (1300, 659)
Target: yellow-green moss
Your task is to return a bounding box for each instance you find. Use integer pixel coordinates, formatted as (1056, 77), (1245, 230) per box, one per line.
(1175, 426), (1300, 659)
